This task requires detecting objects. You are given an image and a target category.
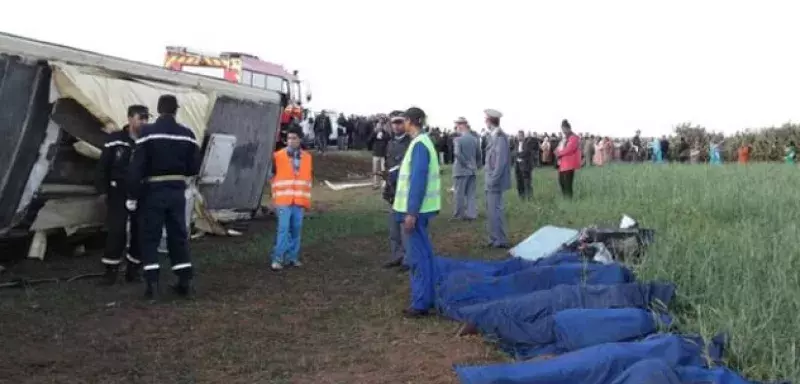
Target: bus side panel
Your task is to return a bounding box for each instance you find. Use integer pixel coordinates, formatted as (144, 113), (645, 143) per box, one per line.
(0, 56), (52, 232)
(199, 96), (280, 211)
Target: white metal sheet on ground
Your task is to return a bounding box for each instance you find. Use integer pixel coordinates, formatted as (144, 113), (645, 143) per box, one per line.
(510, 225), (579, 261)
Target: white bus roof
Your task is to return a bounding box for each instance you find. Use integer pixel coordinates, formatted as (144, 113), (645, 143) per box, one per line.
(0, 32), (281, 104)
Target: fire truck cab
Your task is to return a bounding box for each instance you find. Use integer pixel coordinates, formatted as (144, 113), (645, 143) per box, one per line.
(164, 46), (310, 149)
(164, 46), (310, 106)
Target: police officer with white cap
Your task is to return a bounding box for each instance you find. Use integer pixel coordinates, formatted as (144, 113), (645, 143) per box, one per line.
(482, 109), (511, 248)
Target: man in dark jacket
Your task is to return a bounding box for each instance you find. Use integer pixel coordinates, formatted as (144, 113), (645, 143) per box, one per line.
(512, 130), (537, 200)
(382, 111), (411, 271)
(126, 95), (202, 299)
(96, 105), (150, 285)
(368, 117), (391, 188)
(336, 113), (349, 150)
(313, 112), (332, 153)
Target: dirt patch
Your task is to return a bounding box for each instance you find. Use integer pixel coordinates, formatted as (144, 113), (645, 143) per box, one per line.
(0, 230), (505, 384)
(312, 151), (373, 182)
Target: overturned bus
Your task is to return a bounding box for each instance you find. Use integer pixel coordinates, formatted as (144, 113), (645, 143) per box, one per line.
(0, 32), (282, 257)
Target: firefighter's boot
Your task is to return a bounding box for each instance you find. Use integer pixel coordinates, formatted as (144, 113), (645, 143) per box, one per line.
(97, 266), (118, 286)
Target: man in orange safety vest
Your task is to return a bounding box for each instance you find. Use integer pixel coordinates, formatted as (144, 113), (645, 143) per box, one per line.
(270, 128), (313, 271)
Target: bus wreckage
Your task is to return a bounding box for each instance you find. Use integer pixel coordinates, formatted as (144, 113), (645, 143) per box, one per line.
(0, 32), (293, 259)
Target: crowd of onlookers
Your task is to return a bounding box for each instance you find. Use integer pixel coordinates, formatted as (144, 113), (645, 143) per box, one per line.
(290, 111), (798, 165)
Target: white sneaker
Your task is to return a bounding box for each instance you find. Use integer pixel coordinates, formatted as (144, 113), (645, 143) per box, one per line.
(270, 262), (283, 271)
(289, 261), (302, 268)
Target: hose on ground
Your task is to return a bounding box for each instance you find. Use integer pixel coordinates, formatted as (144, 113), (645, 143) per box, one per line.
(0, 273), (103, 289)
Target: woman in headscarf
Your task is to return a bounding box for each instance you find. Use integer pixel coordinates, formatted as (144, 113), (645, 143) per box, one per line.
(709, 139), (723, 164)
(555, 119), (581, 198)
(689, 141), (702, 164)
(649, 136), (663, 163)
(592, 137), (605, 166)
(785, 141), (796, 164)
(541, 133), (552, 165)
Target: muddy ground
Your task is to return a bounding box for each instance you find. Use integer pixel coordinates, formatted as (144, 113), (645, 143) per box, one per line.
(0, 151), (507, 384)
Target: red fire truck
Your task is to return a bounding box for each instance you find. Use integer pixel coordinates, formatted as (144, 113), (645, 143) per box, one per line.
(163, 46), (309, 149)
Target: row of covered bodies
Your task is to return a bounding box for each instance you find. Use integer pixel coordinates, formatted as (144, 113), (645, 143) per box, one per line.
(432, 247), (788, 384)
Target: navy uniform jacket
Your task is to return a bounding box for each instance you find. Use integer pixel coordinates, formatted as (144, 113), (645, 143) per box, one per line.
(96, 126), (136, 194)
(382, 133), (411, 204)
(126, 115), (202, 200)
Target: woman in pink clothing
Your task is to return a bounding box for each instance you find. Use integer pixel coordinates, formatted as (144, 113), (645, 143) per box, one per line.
(602, 137), (614, 164)
(555, 119), (581, 198)
(592, 137), (605, 166)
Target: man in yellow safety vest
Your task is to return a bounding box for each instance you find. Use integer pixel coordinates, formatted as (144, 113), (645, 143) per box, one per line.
(392, 107), (441, 318)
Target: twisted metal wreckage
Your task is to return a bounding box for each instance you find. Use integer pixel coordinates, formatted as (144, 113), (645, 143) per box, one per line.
(0, 32), (285, 270)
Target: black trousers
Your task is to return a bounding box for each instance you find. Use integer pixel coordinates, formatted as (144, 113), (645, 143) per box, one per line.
(139, 185), (192, 284)
(102, 187), (141, 268)
(514, 165), (533, 200)
(558, 170), (575, 198)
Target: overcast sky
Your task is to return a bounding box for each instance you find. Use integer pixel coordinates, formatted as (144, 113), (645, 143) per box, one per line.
(2, 0), (799, 136)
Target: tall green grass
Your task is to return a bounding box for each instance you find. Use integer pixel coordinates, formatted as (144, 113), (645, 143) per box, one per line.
(210, 160), (800, 381)
(478, 163), (800, 381)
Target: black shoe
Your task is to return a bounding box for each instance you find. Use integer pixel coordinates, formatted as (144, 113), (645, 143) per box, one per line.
(398, 265), (410, 273)
(171, 282), (193, 298)
(97, 267), (118, 286)
(402, 308), (430, 318)
(383, 259), (402, 269)
(143, 283), (159, 301)
(493, 244), (510, 249)
(124, 266), (142, 283)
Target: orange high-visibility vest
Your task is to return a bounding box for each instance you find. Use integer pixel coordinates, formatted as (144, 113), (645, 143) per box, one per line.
(271, 148), (313, 208)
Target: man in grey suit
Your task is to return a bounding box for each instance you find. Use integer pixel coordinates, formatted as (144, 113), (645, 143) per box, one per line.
(483, 109), (511, 248)
(452, 117), (479, 220)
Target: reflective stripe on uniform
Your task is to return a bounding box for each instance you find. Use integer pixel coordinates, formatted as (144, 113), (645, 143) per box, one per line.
(143, 264), (160, 270)
(135, 133), (199, 146)
(146, 174), (188, 183)
(101, 258), (122, 265)
(105, 140), (131, 148)
(272, 190), (312, 198)
(126, 254), (141, 264)
(272, 180), (313, 188)
(172, 263), (192, 270)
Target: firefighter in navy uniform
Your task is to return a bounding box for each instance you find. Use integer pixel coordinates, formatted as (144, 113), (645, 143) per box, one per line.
(96, 105), (150, 285)
(127, 95), (201, 299)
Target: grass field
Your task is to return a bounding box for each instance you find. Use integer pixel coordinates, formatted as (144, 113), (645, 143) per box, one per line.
(0, 153), (797, 383)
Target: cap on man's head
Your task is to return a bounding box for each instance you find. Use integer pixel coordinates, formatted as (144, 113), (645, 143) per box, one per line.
(484, 109), (503, 119)
(403, 107), (426, 125)
(127, 104), (150, 118)
(454, 116), (468, 124)
(389, 110), (404, 123)
(157, 94), (179, 115)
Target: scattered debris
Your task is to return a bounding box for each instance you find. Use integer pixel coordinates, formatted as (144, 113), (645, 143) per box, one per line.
(323, 180), (374, 191)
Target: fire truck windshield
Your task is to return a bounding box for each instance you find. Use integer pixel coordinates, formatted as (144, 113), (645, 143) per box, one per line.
(240, 69), (290, 96)
(290, 81), (302, 104)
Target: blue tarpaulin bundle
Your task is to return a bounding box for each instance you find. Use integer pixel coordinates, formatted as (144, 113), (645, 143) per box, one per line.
(434, 251), (587, 286)
(455, 333), (727, 384)
(436, 263), (635, 320)
(454, 282), (675, 347)
(440, 237), (786, 384)
(608, 358), (763, 384)
(509, 307), (674, 359)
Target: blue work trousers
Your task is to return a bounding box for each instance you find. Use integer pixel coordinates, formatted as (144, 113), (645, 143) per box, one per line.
(406, 215), (435, 311)
(272, 205), (304, 264)
(139, 185), (192, 283)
